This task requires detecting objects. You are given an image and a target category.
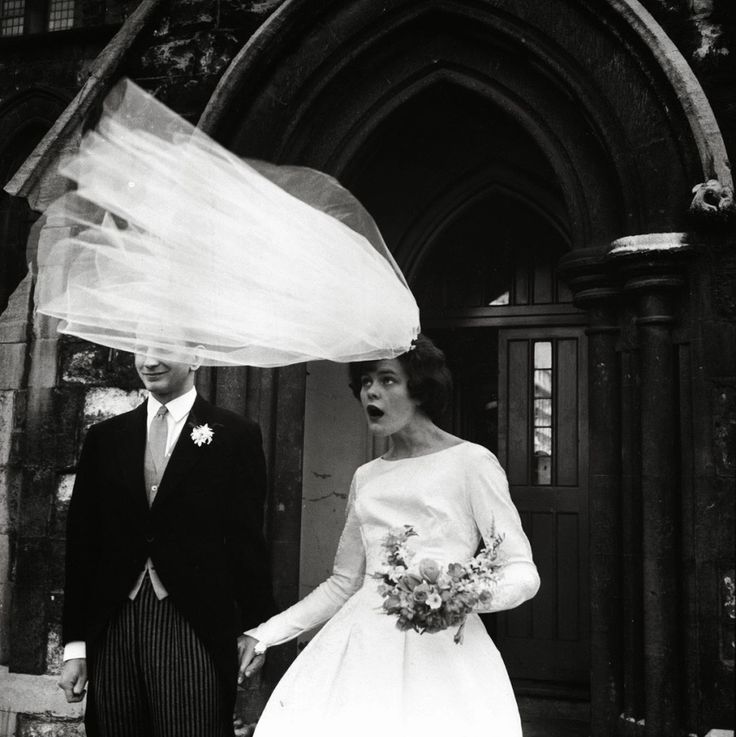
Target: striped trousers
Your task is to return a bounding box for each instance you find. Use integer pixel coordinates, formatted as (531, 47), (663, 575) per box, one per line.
(90, 575), (232, 737)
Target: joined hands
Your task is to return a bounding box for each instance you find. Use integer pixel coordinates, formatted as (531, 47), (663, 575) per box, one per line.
(237, 634), (265, 686)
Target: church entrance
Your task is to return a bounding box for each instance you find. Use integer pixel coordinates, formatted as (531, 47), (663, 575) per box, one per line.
(413, 186), (590, 718)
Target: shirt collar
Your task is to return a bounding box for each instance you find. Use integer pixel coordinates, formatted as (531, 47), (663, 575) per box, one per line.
(146, 386), (197, 423)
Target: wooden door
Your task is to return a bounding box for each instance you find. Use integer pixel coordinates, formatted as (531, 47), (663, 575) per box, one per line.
(494, 327), (589, 686)
(428, 325), (589, 688)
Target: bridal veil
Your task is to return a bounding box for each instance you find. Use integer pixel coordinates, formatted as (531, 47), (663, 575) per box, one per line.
(29, 79), (420, 367)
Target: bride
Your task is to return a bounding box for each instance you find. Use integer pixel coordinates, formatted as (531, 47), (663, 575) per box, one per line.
(239, 334), (540, 737)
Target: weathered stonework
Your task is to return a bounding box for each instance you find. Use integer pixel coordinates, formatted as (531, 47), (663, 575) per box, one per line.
(720, 569), (735, 667)
(81, 387), (146, 430)
(0, 664), (85, 736)
(60, 341), (139, 388)
(55, 475), (74, 505)
(0, 344), (27, 391)
(0, 392), (16, 468)
(44, 623), (63, 676)
(15, 714), (84, 737)
(713, 384), (736, 475)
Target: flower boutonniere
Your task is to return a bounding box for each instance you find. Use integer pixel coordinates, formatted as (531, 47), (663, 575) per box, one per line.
(190, 423), (214, 447)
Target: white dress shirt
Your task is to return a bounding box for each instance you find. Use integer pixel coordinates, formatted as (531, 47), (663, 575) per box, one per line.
(63, 387), (198, 662)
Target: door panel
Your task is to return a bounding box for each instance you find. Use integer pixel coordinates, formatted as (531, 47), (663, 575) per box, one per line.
(495, 328), (589, 685)
(427, 326), (589, 687)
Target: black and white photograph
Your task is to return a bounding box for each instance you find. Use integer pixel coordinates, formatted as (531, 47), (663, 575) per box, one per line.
(0, 1), (733, 736)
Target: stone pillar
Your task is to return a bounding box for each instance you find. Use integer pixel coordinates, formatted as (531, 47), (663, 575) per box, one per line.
(559, 249), (623, 737)
(207, 364), (306, 693)
(202, 363), (305, 722)
(266, 365), (306, 678)
(0, 274), (33, 668)
(619, 313), (646, 725)
(610, 233), (692, 737)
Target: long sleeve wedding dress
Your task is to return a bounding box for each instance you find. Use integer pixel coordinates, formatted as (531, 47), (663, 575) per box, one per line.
(247, 442), (540, 737)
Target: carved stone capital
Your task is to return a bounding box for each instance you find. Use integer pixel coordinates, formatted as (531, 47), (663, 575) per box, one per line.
(608, 232), (692, 261)
(608, 233), (691, 325)
(609, 233), (690, 288)
(558, 247), (620, 306)
(689, 179), (736, 228)
(558, 248), (621, 334)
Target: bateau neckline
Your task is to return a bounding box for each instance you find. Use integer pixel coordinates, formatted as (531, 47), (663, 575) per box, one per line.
(378, 440), (467, 463)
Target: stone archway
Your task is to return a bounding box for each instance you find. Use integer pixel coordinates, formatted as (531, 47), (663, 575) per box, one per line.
(195, 3), (732, 735)
(200, 0), (729, 233)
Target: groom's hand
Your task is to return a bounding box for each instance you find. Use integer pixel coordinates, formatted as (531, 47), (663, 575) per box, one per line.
(237, 634), (265, 685)
(58, 658), (88, 703)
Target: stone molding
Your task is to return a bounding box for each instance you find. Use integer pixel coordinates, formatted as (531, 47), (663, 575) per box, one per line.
(3, 0), (165, 210)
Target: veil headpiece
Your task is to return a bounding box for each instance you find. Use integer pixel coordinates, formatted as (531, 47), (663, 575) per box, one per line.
(30, 79), (420, 367)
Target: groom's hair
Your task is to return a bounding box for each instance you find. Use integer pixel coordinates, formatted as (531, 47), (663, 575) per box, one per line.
(348, 334), (452, 423)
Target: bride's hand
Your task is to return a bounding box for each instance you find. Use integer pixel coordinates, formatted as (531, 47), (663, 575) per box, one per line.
(237, 634), (265, 685)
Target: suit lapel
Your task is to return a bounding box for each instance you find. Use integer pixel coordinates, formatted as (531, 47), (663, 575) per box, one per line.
(115, 402), (149, 517)
(151, 395), (213, 510)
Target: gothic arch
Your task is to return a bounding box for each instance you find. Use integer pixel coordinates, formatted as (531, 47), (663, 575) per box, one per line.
(199, 0), (730, 256)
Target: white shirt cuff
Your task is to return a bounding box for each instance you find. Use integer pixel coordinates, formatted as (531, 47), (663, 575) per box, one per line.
(63, 641), (86, 660)
(243, 629), (267, 654)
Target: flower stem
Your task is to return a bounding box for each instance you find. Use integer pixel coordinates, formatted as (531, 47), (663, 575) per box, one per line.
(453, 619), (467, 645)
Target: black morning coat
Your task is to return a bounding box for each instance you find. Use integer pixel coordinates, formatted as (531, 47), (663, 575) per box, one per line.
(62, 394), (277, 724)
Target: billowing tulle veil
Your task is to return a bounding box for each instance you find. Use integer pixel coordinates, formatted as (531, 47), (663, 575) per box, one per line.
(30, 79), (420, 366)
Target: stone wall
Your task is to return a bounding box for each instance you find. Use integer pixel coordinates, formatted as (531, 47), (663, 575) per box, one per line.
(689, 234), (736, 727)
(644, 0), (735, 163)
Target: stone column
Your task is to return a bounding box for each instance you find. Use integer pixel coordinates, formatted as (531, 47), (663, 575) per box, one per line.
(559, 248), (623, 737)
(610, 233), (692, 737)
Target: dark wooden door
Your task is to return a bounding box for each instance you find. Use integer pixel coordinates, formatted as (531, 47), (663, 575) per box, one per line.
(428, 325), (589, 688)
(415, 186), (589, 690)
(494, 327), (589, 686)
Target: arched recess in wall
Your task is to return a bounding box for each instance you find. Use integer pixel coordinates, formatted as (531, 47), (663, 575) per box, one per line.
(201, 0), (730, 251)
(0, 89), (68, 314)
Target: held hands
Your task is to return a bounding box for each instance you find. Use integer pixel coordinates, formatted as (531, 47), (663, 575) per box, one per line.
(237, 634), (265, 686)
(58, 658), (88, 703)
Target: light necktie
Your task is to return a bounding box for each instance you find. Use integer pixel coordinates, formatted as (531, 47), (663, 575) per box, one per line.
(149, 405), (169, 474)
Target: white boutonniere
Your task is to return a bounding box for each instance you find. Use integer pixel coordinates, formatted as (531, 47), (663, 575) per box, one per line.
(190, 423), (214, 447)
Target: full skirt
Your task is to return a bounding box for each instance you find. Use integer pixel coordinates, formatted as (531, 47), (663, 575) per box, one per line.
(254, 583), (522, 737)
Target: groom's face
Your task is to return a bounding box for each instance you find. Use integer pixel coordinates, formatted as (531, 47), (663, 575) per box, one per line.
(134, 346), (197, 403)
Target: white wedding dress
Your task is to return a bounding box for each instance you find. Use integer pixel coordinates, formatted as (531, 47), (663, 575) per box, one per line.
(247, 442), (540, 737)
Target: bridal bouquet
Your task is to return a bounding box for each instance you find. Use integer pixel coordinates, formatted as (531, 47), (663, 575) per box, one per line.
(374, 524), (504, 643)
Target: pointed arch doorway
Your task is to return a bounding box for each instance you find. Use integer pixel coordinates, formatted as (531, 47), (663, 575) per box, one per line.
(295, 121), (591, 710)
(274, 78), (591, 708)
(338, 81), (592, 692)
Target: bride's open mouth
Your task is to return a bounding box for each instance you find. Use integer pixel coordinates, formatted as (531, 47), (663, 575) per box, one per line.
(366, 405), (384, 419)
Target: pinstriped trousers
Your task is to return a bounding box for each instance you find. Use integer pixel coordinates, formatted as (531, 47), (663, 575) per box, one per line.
(90, 575), (232, 737)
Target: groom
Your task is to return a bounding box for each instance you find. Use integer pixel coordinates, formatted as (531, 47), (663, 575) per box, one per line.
(57, 342), (276, 737)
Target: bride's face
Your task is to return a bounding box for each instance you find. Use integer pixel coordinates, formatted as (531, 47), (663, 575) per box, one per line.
(359, 359), (420, 436)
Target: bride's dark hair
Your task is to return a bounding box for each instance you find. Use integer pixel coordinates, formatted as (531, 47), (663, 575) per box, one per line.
(348, 334), (452, 422)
